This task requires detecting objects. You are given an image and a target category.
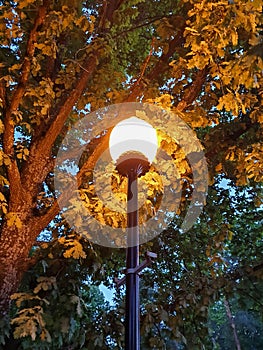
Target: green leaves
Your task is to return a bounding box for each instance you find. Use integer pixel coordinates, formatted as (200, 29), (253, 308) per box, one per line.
(5, 236), (113, 348)
(0, 0), (262, 348)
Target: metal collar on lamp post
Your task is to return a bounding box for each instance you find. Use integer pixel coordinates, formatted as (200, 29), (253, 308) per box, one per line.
(109, 117), (158, 350)
(115, 152), (150, 177)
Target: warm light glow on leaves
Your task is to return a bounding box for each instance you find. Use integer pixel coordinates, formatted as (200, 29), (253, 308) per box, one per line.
(59, 235), (87, 259)
(0, 0), (262, 347)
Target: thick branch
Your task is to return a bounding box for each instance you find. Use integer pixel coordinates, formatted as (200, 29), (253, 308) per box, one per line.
(21, 53), (99, 196)
(205, 117), (254, 162)
(99, 0), (125, 31)
(27, 130), (110, 236)
(148, 26), (186, 81)
(176, 67), (208, 111)
(33, 0), (125, 145)
(3, 2), (48, 154)
(3, 1), (49, 207)
(28, 201), (60, 238)
(39, 56), (98, 156)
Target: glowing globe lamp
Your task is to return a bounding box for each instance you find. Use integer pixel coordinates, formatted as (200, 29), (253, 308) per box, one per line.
(109, 117), (158, 176)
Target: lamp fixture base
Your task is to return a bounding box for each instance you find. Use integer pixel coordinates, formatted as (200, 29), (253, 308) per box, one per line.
(116, 151), (150, 177)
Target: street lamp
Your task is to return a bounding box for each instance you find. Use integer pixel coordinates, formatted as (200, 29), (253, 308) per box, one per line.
(109, 117), (158, 350)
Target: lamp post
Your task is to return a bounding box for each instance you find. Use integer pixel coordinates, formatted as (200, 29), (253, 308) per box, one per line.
(109, 117), (158, 350)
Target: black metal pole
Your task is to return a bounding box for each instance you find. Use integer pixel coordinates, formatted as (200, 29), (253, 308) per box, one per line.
(125, 169), (140, 350)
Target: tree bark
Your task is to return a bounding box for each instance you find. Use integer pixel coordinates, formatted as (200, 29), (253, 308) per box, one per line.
(0, 223), (34, 315)
(224, 299), (242, 350)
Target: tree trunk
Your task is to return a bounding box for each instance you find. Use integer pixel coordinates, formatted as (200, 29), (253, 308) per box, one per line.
(0, 223), (34, 316)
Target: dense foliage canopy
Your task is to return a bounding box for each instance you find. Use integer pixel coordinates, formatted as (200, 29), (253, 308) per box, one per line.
(0, 0), (262, 348)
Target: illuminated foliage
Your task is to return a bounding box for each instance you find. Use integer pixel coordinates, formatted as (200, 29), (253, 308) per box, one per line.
(0, 0), (262, 348)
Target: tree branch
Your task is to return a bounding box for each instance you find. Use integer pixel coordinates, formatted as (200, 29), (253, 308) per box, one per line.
(27, 129), (110, 237)
(224, 299), (241, 350)
(126, 38), (155, 101)
(39, 56), (98, 155)
(111, 14), (175, 40)
(99, 0), (125, 32)
(26, 26), (186, 232)
(4, 2), (48, 152)
(23, 16), (200, 233)
(176, 67), (208, 112)
(3, 1), (49, 207)
(21, 52), (99, 197)
(126, 25), (186, 102)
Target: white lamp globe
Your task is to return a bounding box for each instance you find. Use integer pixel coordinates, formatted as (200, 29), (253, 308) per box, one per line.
(109, 117), (158, 164)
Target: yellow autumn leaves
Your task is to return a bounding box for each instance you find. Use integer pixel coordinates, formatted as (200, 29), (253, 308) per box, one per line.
(58, 235), (87, 259)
